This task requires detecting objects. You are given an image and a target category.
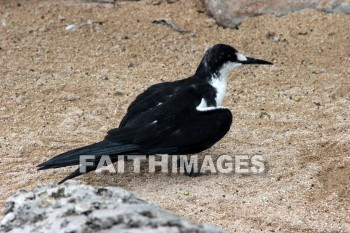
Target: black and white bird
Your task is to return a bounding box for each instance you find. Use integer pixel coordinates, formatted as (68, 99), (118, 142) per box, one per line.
(37, 44), (272, 183)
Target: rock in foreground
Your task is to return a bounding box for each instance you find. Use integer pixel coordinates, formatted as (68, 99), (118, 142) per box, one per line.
(1, 181), (225, 233)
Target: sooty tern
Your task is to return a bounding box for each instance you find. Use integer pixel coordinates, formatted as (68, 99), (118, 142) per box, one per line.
(37, 44), (272, 183)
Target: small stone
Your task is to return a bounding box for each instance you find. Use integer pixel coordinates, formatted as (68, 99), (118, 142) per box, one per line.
(152, 0), (162, 5)
(58, 15), (65, 21)
(97, 0), (115, 3)
(65, 24), (76, 30)
(65, 93), (80, 101)
(266, 32), (279, 42)
(114, 91), (124, 96)
(38, 26), (48, 32)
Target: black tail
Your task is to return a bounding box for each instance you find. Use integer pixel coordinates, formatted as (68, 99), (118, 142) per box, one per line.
(37, 141), (139, 170)
(37, 141), (139, 183)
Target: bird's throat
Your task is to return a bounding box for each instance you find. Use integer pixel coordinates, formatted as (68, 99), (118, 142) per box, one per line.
(209, 62), (242, 105)
(209, 76), (227, 106)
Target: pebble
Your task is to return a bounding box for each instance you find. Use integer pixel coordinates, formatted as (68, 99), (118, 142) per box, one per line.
(65, 24), (76, 30)
(65, 93), (80, 101)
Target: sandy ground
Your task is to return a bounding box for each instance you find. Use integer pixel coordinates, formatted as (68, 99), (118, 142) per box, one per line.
(1, 0), (350, 232)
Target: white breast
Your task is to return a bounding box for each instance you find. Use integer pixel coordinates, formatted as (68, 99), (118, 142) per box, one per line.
(210, 77), (227, 106)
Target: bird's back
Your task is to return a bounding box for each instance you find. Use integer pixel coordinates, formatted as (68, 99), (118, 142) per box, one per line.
(119, 76), (208, 127)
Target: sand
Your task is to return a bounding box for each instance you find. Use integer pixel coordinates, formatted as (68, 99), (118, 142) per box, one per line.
(1, 0), (349, 232)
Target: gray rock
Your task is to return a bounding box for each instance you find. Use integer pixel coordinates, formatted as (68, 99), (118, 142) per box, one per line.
(203, 0), (350, 28)
(1, 181), (226, 233)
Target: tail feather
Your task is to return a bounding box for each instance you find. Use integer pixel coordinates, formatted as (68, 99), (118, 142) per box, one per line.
(57, 154), (126, 184)
(58, 167), (87, 184)
(37, 141), (139, 170)
(58, 164), (96, 184)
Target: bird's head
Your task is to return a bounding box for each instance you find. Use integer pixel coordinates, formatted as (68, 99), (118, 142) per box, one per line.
(195, 44), (272, 80)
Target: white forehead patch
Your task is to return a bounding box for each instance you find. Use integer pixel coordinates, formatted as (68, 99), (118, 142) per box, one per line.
(236, 53), (247, 61)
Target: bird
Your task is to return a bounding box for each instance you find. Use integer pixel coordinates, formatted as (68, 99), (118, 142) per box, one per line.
(37, 44), (272, 183)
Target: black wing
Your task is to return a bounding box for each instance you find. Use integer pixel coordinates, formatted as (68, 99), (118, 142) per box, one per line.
(139, 108), (232, 155)
(119, 77), (211, 128)
(108, 84), (232, 155)
(119, 81), (179, 127)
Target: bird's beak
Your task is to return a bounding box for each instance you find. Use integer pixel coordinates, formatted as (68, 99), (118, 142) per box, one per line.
(241, 57), (273, 65)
